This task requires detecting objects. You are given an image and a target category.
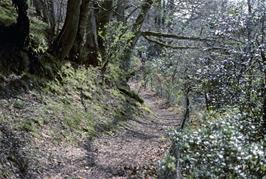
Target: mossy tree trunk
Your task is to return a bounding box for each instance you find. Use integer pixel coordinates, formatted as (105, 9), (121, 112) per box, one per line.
(53, 0), (152, 68)
(56, 0), (109, 66)
(97, 0), (113, 64)
(120, 0), (153, 73)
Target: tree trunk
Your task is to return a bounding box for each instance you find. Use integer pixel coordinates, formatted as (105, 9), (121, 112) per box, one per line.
(52, 0), (82, 59)
(120, 0), (153, 73)
(97, 0), (113, 30)
(46, 0), (56, 35)
(71, 0), (91, 62)
(32, 0), (55, 34)
(181, 88), (190, 129)
(70, 0), (101, 66)
(82, 1), (99, 66)
(13, 0), (30, 47)
(97, 0), (113, 63)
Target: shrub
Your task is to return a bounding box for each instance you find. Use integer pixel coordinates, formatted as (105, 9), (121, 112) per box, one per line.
(165, 113), (266, 178)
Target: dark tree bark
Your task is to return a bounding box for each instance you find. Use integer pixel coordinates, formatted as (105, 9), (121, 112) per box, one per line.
(12, 0), (30, 47)
(97, 0), (113, 30)
(0, 0), (30, 74)
(71, 0), (114, 66)
(71, 0), (91, 62)
(72, 0), (99, 66)
(52, 0), (82, 59)
(0, 0), (29, 47)
(46, 0), (56, 35)
(69, 0), (107, 66)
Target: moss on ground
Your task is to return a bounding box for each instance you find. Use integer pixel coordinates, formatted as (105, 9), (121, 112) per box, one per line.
(0, 62), (142, 144)
(0, 0), (137, 140)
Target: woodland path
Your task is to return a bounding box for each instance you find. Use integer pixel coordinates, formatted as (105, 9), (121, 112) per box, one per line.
(39, 84), (181, 179)
(84, 84), (181, 179)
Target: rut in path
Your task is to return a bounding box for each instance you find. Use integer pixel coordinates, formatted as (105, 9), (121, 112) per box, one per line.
(86, 88), (181, 179)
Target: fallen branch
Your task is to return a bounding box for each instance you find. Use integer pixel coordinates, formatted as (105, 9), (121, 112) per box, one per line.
(117, 86), (144, 104)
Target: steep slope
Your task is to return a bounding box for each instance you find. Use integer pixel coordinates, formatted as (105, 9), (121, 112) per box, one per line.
(0, 64), (144, 178)
(0, 78), (181, 178)
(0, 1), (182, 178)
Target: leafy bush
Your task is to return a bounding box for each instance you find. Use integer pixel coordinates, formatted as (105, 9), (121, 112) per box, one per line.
(99, 21), (134, 80)
(159, 154), (176, 174)
(165, 113), (266, 178)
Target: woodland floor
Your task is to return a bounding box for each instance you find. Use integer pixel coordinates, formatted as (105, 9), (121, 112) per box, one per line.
(84, 84), (181, 179)
(40, 84), (181, 179)
(0, 82), (181, 179)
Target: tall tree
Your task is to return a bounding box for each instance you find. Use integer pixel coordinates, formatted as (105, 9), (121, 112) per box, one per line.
(70, 0), (97, 65)
(13, 0), (30, 47)
(52, 0), (82, 58)
(55, 0), (112, 66)
(120, 0), (154, 73)
(97, 0), (114, 63)
(82, 0), (99, 66)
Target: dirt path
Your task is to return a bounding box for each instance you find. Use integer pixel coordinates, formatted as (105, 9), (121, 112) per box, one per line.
(5, 87), (181, 178)
(85, 88), (181, 178)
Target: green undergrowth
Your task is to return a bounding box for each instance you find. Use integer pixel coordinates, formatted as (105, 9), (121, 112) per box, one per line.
(0, 0), (16, 25)
(0, 0), (143, 143)
(0, 62), (143, 144)
(30, 17), (49, 53)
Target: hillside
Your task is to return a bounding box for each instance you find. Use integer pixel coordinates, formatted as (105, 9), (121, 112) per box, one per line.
(1, 0), (265, 178)
(0, 71), (180, 178)
(0, 1), (153, 177)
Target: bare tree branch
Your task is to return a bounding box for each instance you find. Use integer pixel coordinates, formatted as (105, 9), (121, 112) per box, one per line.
(143, 36), (200, 50)
(142, 31), (215, 42)
(143, 35), (233, 54)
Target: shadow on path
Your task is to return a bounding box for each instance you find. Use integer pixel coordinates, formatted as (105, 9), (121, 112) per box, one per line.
(84, 85), (181, 178)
